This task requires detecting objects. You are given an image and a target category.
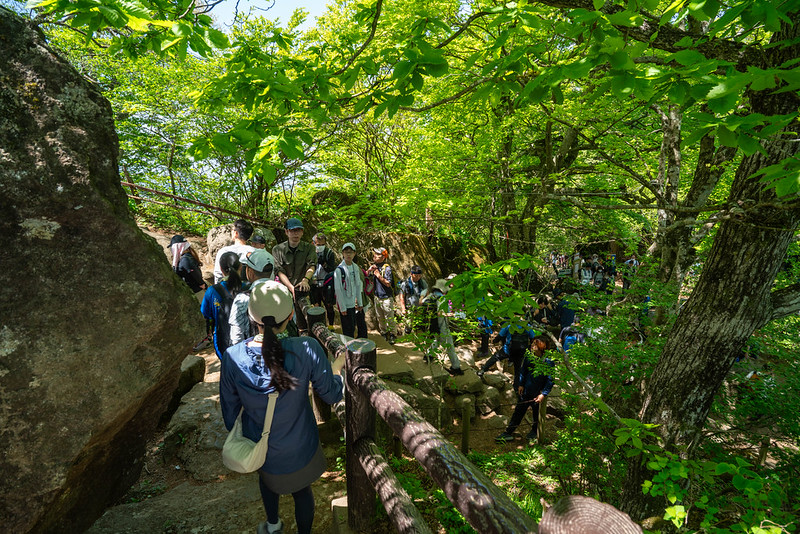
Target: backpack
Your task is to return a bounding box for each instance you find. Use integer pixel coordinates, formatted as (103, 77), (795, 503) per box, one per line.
(509, 331), (531, 358)
(322, 265), (347, 302)
(562, 329), (585, 353)
(363, 268), (375, 297)
(580, 268), (593, 285)
(314, 248), (337, 284)
(422, 293), (443, 334)
(212, 283), (235, 354)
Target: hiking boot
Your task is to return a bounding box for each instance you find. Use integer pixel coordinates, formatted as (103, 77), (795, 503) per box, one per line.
(447, 367), (464, 376)
(387, 333), (396, 345)
(257, 519), (283, 534)
(526, 430), (538, 442)
(192, 336), (211, 352)
(495, 432), (515, 443)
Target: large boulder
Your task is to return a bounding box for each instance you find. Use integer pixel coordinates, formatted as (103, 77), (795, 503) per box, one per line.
(0, 12), (204, 533)
(206, 224), (277, 266)
(206, 224), (233, 266)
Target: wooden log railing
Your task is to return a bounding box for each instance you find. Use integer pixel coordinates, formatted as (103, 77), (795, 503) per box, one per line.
(302, 304), (642, 534)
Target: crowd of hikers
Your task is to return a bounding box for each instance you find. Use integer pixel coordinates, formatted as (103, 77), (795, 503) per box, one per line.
(167, 219), (642, 534)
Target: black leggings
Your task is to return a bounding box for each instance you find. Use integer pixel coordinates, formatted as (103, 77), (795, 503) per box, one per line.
(258, 477), (315, 534)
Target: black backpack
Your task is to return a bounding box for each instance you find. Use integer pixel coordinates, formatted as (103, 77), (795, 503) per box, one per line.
(322, 265), (347, 302)
(212, 283), (235, 354)
(316, 248), (337, 274)
(423, 294), (442, 334)
(509, 331), (531, 358)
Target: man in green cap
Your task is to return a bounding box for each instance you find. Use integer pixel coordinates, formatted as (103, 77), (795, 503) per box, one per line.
(272, 217), (317, 333)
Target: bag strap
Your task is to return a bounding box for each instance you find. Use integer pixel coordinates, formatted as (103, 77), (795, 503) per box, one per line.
(213, 282), (231, 301)
(261, 392), (279, 438)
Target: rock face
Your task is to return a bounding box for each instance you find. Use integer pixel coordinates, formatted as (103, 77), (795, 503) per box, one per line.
(0, 11), (204, 533)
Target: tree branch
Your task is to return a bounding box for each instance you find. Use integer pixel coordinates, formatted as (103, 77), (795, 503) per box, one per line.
(400, 76), (491, 112)
(768, 282), (800, 324)
(435, 11), (492, 49)
(544, 331), (622, 424)
(533, 0), (766, 69)
(332, 0), (383, 76)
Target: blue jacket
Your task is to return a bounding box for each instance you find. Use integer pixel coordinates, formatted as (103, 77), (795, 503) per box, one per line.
(200, 280), (238, 359)
(519, 356), (555, 398)
(220, 336), (343, 474)
(557, 297), (577, 329)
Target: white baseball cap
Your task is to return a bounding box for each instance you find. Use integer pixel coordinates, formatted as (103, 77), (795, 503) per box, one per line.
(248, 281), (294, 325)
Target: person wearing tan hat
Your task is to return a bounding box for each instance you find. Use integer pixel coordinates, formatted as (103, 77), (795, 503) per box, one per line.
(220, 281), (344, 534)
(422, 279), (463, 375)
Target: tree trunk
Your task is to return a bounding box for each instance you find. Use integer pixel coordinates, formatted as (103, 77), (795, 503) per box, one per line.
(620, 17), (800, 514)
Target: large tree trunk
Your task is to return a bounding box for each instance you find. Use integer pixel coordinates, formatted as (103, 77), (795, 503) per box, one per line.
(620, 16), (800, 517)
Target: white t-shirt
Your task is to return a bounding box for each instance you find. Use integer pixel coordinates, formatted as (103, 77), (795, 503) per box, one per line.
(213, 243), (254, 283)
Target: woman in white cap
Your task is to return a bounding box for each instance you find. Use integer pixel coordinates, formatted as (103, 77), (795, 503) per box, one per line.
(168, 234), (205, 294)
(423, 279), (463, 375)
(220, 281), (344, 534)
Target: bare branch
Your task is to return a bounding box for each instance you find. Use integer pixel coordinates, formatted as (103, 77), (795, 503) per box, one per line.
(400, 76), (491, 112)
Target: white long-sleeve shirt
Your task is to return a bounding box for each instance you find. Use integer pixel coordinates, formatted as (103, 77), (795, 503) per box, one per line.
(334, 261), (363, 311)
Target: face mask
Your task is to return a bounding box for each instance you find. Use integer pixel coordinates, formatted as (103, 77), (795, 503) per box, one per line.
(316, 245), (325, 253)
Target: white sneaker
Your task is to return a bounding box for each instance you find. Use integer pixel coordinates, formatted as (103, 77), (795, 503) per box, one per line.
(256, 519), (282, 534)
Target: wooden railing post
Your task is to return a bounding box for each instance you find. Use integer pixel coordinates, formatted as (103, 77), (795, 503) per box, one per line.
(352, 369), (539, 533)
(393, 436), (402, 459)
(459, 396), (473, 455)
(306, 306), (332, 423)
(346, 339), (377, 532)
(537, 395), (548, 444)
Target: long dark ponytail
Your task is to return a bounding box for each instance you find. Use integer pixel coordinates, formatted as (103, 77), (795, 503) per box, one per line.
(219, 251), (243, 297)
(259, 315), (298, 392)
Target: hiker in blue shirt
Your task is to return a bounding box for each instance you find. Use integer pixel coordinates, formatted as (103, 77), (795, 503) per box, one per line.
(220, 281), (344, 534)
(201, 251), (246, 359)
(496, 338), (555, 443)
(477, 321), (539, 381)
(334, 243), (365, 339)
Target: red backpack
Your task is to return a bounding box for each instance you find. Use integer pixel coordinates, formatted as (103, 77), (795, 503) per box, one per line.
(363, 268), (375, 297)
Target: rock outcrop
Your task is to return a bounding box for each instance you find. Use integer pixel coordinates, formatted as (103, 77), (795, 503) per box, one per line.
(0, 11), (204, 533)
